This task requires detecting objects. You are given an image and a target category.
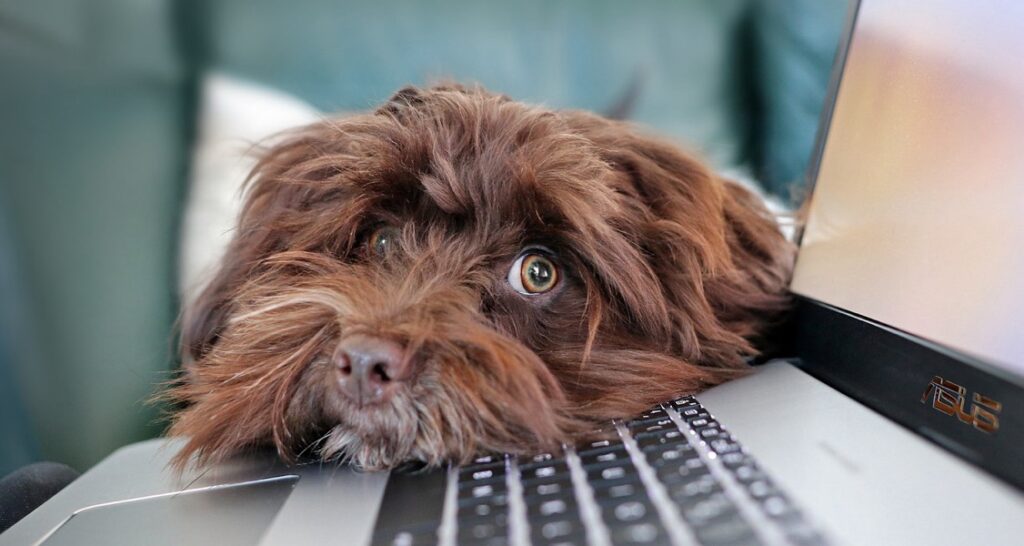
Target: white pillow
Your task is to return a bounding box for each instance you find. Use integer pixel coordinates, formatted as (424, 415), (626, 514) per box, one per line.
(178, 72), (322, 305)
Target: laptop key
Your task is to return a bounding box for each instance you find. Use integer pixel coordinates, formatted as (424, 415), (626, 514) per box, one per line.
(708, 437), (742, 455)
(629, 422), (676, 436)
(645, 444), (698, 467)
(459, 461), (507, 479)
(669, 396), (698, 408)
(460, 482), (509, 501)
(678, 406), (702, 418)
(370, 466), (447, 545)
(460, 538), (508, 546)
(591, 481), (642, 504)
(384, 525), (438, 546)
(679, 491), (739, 527)
(636, 428), (687, 450)
(458, 519), (508, 545)
(460, 499), (506, 519)
(731, 464), (765, 483)
(458, 474), (507, 492)
(578, 437), (622, 451)
(692, 513), (760, 546)
(720, 451), (751, 468)
(608, 520), (665, 545)
(578, 445), (631, 468)
(745, 479), (777, 499)
(700, 427), (724, 439)
(637, 407), (668, 420)
(521, 461), (571, 482)
(531, 516), (587, 543)
(602, 496), (657, 524)
(682, 411), (711, 423)
(585, 462), (638, 483)
(633, 427), (682, 444)
(458, 510), (510, 530)
(458, 492), (509, 509)
(665, 474), (722, 502)
(576, 441), (627, 457)
(626, 416), (675, 431)
(526, 496), (576, 519)
(522, 476), (574, 500)
(470, 454), (504, 466)
(656, 456), (712, 485)
(520, 450), (563, 467)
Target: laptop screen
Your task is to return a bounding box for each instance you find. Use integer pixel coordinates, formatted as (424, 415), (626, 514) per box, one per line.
(791, 0), (1024, 379)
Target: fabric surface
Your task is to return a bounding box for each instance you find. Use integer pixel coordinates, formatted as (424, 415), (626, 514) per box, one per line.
(197, 0), (754, 171)
(0, 462), (80, 533)
(180, 73), (321, 304)
(0, 207), (39, 478)
(0, 0), (189, 471)
(750, 0), (849, 201)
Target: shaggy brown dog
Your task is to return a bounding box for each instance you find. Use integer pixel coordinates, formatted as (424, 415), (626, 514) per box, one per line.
(165, 84), (794, 470)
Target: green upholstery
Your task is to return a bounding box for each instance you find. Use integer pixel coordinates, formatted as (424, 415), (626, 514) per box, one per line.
(750, 0), (849, 200)
(0, 210), (38, 477)
(201, 0), (752, 169)
(0, 0), (846, 472)
(0, 0), (189, 471)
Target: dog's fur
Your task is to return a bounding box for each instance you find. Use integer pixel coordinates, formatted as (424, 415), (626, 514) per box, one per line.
(164, 84), (795, 470)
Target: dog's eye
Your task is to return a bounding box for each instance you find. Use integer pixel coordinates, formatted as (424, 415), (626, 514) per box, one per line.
(508, 253), (559, 295)
(368, 226), (400, 257)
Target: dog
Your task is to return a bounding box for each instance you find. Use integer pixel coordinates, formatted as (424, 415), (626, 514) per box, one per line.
(164, 84), (795, 471)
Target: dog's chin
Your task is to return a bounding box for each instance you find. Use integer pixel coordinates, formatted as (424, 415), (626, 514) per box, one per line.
(314, 425), (411, 470)
(312, 401), (420, 470)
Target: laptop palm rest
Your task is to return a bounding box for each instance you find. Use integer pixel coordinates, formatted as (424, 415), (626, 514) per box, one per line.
(39, 476), (298, 546)
(698, 361), (1024, 545)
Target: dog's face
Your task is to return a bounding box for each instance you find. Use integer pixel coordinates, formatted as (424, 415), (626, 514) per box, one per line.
(166, 85), (794, 470)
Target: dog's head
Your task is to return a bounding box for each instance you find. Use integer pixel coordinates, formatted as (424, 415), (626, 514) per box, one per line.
(166, 85), (793, 469)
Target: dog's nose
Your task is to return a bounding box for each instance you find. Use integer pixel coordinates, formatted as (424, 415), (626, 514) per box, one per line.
(334, 335), (408, 406)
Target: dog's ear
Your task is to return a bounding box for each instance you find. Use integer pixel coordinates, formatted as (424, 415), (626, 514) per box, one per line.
(180, 162), (289, 363)
(180, 122), (367, 363)
(563, 112), (794, 365)
(377, 83), (506, 117)
(377, 86), (427, 116)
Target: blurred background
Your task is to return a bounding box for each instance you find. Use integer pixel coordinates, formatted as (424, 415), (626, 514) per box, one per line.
(0, 0), (847, 475)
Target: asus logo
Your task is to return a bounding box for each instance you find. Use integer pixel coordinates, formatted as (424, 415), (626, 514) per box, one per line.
(921, 376), (1002, 433)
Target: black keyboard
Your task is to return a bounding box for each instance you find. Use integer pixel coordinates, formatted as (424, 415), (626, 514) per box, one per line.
(372, 396), (828, 546)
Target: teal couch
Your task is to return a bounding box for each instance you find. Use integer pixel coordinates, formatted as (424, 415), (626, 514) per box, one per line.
(0, 0), (847, 474)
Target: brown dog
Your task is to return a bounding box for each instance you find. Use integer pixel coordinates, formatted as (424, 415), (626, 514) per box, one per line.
(165, 84), (794, 470)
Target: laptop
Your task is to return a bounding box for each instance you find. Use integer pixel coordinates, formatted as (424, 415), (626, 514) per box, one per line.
(4, 0), (1023, 544)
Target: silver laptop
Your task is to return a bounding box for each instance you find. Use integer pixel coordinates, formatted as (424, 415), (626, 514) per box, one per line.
(4, 0), (1024, 544)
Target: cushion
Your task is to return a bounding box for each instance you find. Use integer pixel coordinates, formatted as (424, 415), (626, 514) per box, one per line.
(0, 0), (187, 470)
(180, 72), (321, 303)
(198, 0), (754, 171)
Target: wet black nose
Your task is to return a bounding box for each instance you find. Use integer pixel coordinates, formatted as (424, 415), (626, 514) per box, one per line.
(334, 335), (408, 406)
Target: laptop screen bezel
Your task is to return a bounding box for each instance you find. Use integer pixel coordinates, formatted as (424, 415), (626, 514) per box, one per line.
(790, 0), (1024, 492)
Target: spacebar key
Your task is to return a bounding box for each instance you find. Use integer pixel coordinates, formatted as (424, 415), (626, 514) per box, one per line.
(370, 465), (448, 545)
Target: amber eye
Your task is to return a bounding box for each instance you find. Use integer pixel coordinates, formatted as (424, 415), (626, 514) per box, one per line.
(368, 225), (400, 257)
(508, 253), (559, 295)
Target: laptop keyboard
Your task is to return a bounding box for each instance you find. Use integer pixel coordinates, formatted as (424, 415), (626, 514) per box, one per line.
(373, 396), (827, 546)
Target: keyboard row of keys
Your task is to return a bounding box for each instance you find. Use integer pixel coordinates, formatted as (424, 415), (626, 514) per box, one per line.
(518, 451), (588, 545)
(670, 396), (827, 546)
(456, 455), (512, 545)
(414, 396), (827, 546)
(576, 438), (667, 545)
